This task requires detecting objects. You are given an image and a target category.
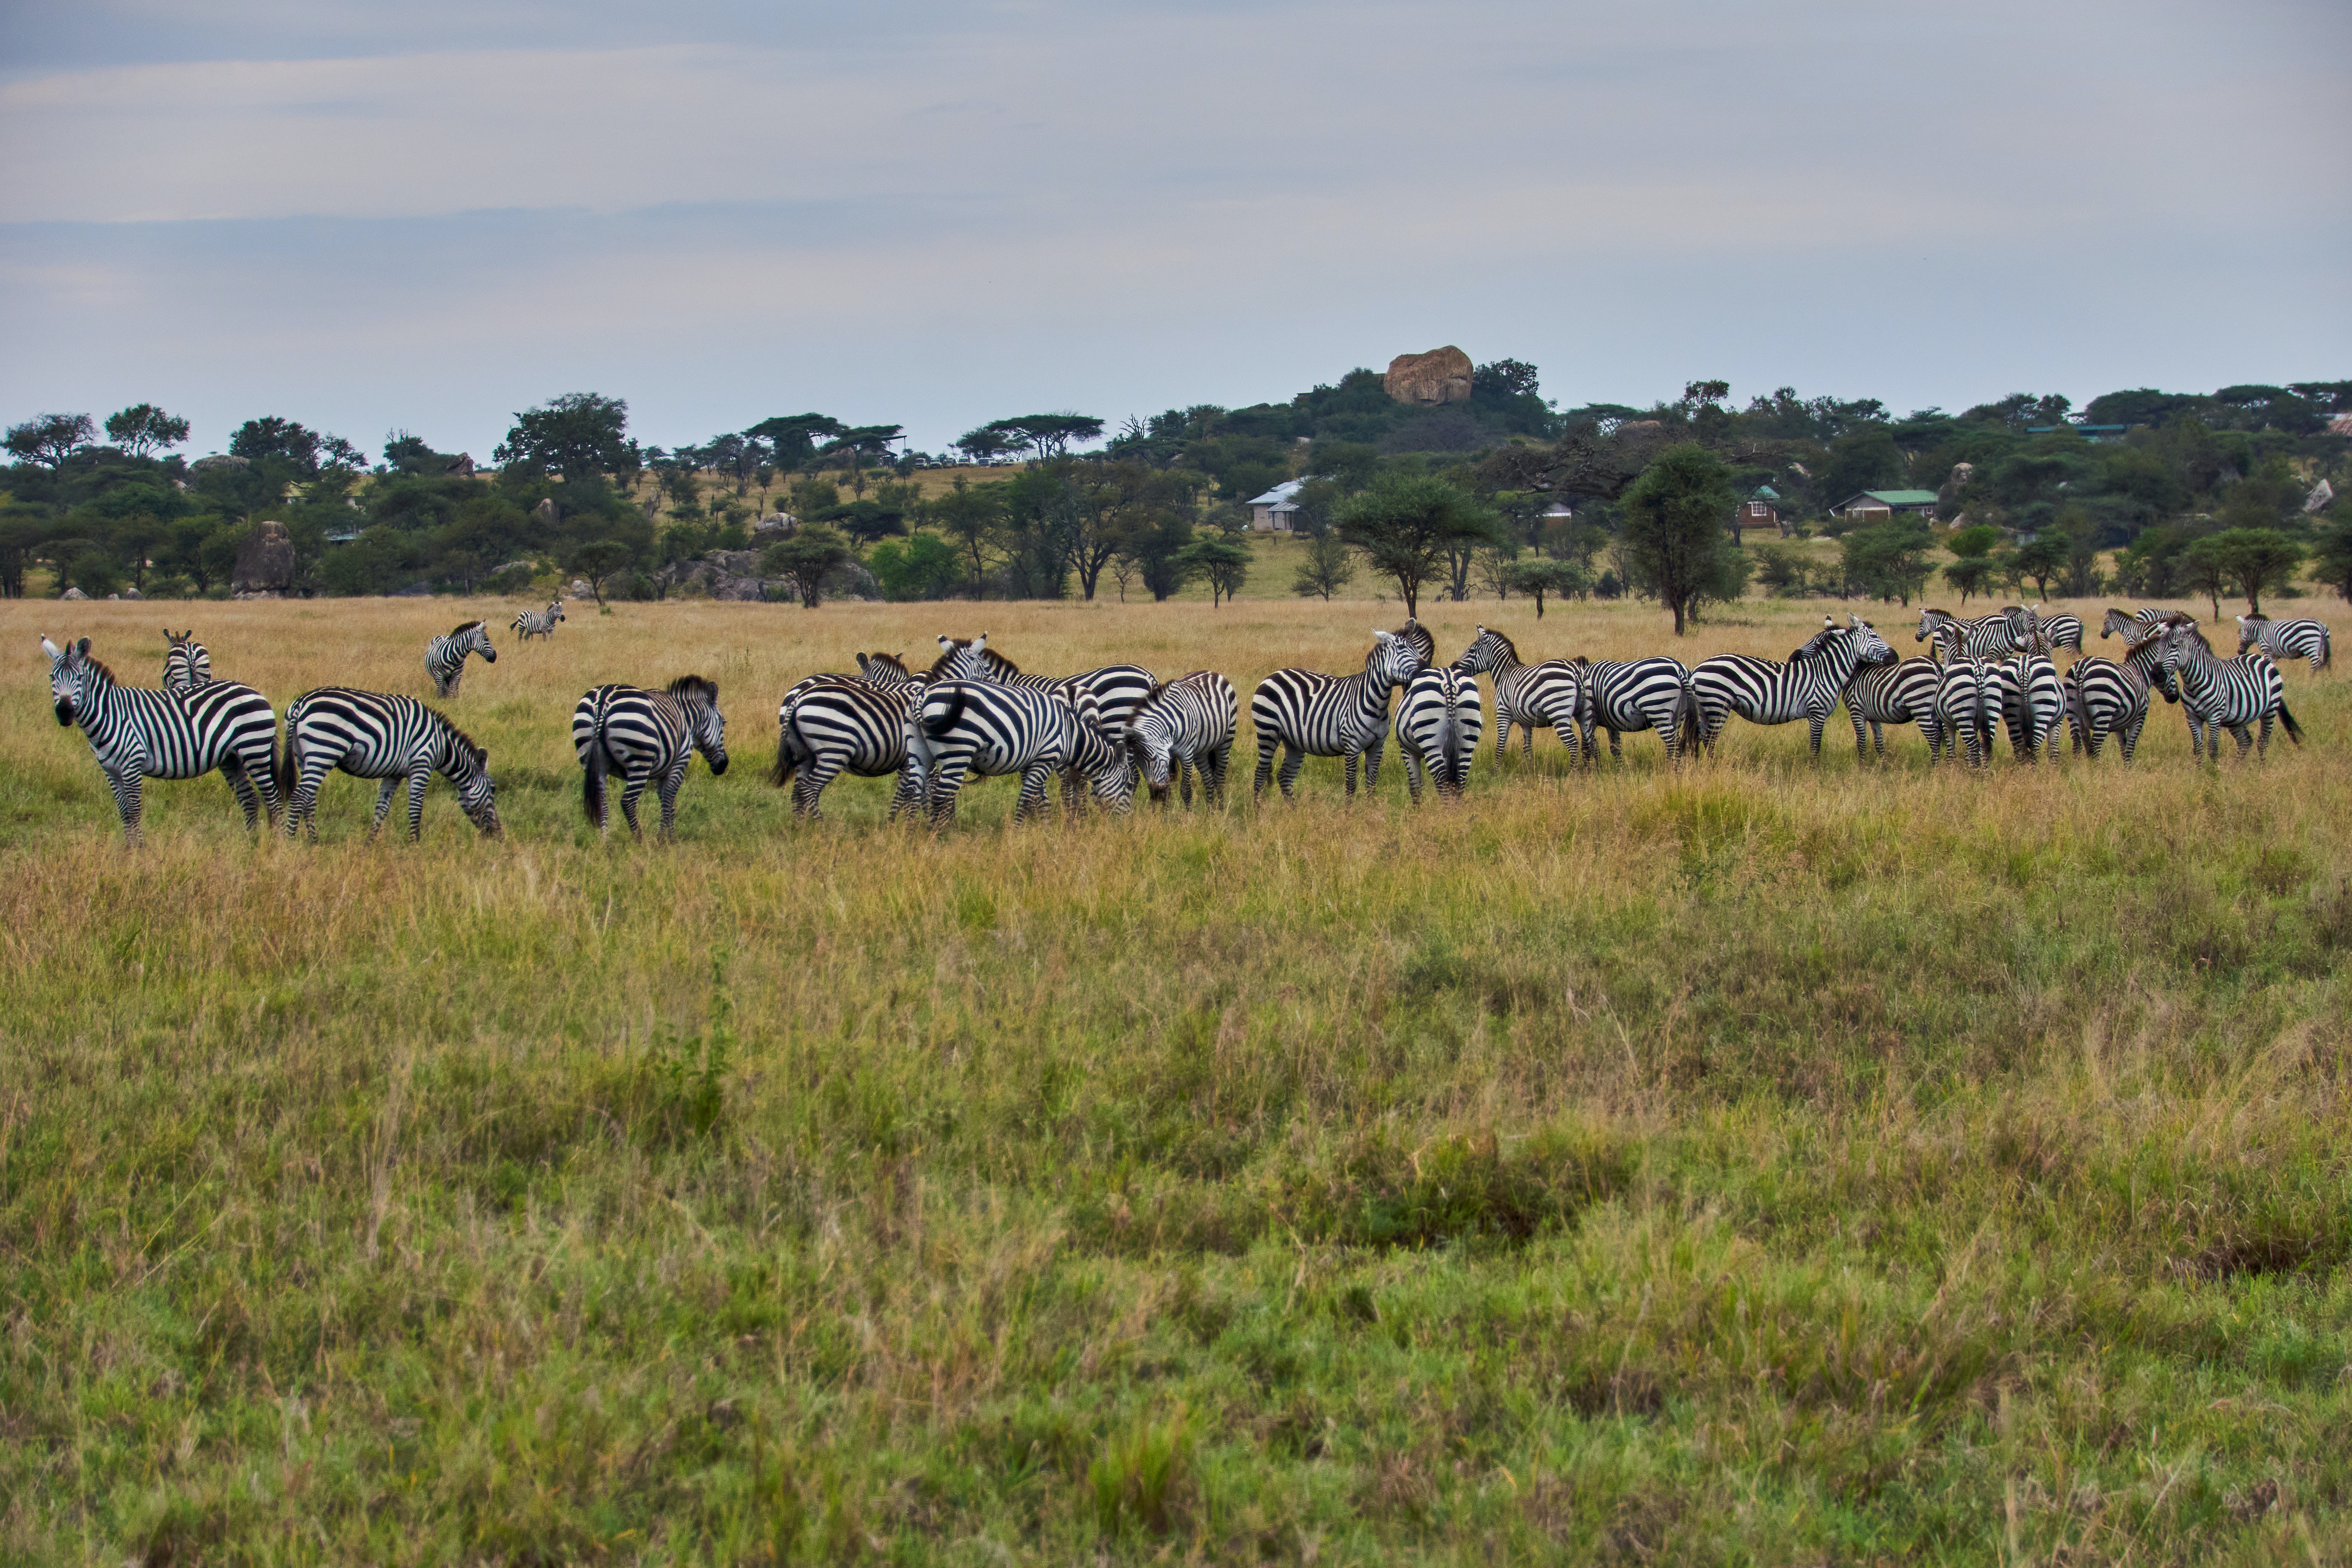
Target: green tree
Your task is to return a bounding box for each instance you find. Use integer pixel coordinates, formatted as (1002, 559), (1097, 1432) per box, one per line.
(963, 413), (1105, 464)
(1621, 443), (1747, 634)
(932, 478), (1005, 598)
(1840, 520), (1934, 605)
(2012, 532), (2069, 600)
(6, 412), (95, 469)
(761, 525), (853, 609)
(2188, 529), (2304, 615)
(1503, 558), (1585, 618)
(1292, 532), (1357, 600)
(1750, 543), (1810, 596)
(229, 416), (363, 476)
(2312, 500), (2352, 604)
(104, 404), (189, 459)
(2174, 536), (2233, 621)
(745, 414), (847, 473)
(1945, 523), (2001, 559)
(1175, 536), (1251, 606)
(865, 534), (961, 601)
(1943, 556), (1997, 604)
(1334, 474), (1497, 618)
(495, 393), (633, 487)
(569, 539), (636, 605)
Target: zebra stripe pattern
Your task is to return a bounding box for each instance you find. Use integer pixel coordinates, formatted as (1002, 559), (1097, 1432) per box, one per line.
(1251, 628), (1427, 801)
(425, 620), (498, 697)
(2157, 623), (2304, 763)
(279, 687), (500, 841)
(1453, 626), (1584, 762)
(908, 681), (1128, 824)
(1123, 671), (1238, 808)
(512, 601), (566, 642)
(2237, 616), (2332, 674)
(2100, 606), (2185, 642)
(771, 675), (925, 820)
(2020, 606), (2084, 655)
(1917, 607), (2028, 661)
(162, 628), (212, 694)
(1846, 657), (1945, 759)
(574, 676), (729, 838)
(1994, 650), (2065, 761)
(2059, 655), (2150, 760)
(1397, 665), (1483, 802)
(1574, 655), (1698, 763)
(44, 635), (281, 842)
(1933, 655), (2001, 768)
(1690, 614), (1894, 759)
(930, 634), (1157, 739)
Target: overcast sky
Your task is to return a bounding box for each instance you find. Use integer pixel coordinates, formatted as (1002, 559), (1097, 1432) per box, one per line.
(3, 0), (2346, 462)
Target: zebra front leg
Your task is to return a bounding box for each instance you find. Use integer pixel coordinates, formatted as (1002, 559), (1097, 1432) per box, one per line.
(2231, 722), (2256, 761)
(404, 766), (432, 842)
(1252, 736), (1278, 802)
(1276, 745), (1306, 802)
(1362, 737), (1384, 793)
(1204, 743), (1230, 807)
(1018, 763), (1057, 824)
(1493, 713), (1513, 758)
(1342, 750), (1359, 801)
(1808, 709), (1829, 761)
(369, 777), (401, 840)
(106, 764), (146, 845)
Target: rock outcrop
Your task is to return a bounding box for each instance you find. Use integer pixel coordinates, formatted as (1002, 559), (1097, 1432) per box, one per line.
(1383, 346), (1474, 407)
(232, 521), (296, 595)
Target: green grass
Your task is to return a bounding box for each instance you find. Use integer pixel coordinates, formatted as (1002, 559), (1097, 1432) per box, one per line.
(1, 595), (2347, 1563)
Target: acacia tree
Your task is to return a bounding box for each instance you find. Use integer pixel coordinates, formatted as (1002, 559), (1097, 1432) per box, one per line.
(495, 393), (633, 486)
(762, 525), (853, 608)
(2189, 529), (2304, 615)
(1619, 442), (1747, 634)
(1176, 536), (1251, 606)
(6, 413), (96, 468)
(932, 478), (1004, 598)
(569, 539), (636, 605)
(1292, 532), (1356, 600)
(745, 413), (847, 473)
(962, 414), (1104, 464)
(1335, 474), (1498, 618)
(105, 405), (190, 459)
(1504, 558), (1583, 618)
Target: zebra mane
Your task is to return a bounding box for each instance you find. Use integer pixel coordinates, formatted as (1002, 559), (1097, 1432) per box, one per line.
(426, 705), (487, 758)
(859, 650), (913, 679)
(449, 619), (484, 637)
(928, 638), (1022, 680)
(1478, 627), (1519, 661)
(668, 674), (720, 703)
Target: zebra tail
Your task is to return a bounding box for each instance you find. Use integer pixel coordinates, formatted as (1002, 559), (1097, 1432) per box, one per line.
(275, 726), (295, 803)
(769, 721), (803, 788)
(583, 731), (609, 825)
(2279, 698), (2305, 746)
(919, 688), (968, 741)
(1676, 672), (1700, 755)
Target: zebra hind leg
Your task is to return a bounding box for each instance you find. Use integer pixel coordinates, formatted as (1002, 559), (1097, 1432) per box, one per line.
(618, 761), (655, 840)
(1252, 735), (1278, 802)
(656, 760), (690, 840)
(1276, 746), (1306, 802)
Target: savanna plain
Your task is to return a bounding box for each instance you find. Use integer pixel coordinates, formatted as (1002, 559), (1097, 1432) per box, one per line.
(2, 592), (2347, 1565)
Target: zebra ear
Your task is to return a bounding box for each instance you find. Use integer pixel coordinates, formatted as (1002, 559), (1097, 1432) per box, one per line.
(40, 637), (60, 659)
(76, 637), (91, 656)
(974, 632), (988, 651)
(1372, 629), (1393, 642)
(937, 635), (953, 651)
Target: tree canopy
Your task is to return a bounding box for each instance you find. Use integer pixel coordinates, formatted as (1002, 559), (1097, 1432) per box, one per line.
(1621, 443), (1747, 634)
(494, 393), (634, 486)
(1335, 474), (1498, 618)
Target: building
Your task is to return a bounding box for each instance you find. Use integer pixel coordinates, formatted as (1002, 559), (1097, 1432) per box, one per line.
(1736, 485), (1781, 531)
(1832, 489), (1939, 521)
(1246, 479), (1307, 532)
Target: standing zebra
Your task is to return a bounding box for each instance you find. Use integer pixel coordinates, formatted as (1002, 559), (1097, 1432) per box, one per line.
(573, 676), (729, 839)
(1572, 655), (1699, 764)
(424, 620), (498, 697)
(2236, 615), (2333, 674)
(1122, 671), (1238, 808)
(1845, 657), (1946, 760)
(2100, 606), (2186, 642)
(278, 688), (501, 841)
(1933, 655), (2001, 768)
(771, 675), (926, 821)
(909, 682), (1129, 824)
(1397, 665), (1483, 802)
(1251, 628), (1427, 802)
(1453, 626), (1584, 762)
(1689, 614), (1894, 759)
(929, 635), (1157, 738)
(42, 635), (281, 842)
(2022, 605), (2085, 655)
(1917, 606), (2029, 661)
(2157, 622), (2303, 763)
(2059, 655), (2150, 760)
(162, 628), (212, 694)
(1993, 648), (2066, 761)
(512, 601), (566, 642)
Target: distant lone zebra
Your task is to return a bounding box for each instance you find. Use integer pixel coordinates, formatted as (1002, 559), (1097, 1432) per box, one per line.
(1396, 665), (1483, 802)
(425, 620), (497, 697)
(279, 687), (501, 841)
(574, 677), (729, 839)
(512, 601), (567, 642)
(162, 628), (211, 694)
(43, 635), (281, 843)
(2236, 615), (2332, 674)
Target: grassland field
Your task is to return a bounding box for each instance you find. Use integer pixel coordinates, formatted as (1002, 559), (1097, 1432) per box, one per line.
(1, 590), (2347, 1565)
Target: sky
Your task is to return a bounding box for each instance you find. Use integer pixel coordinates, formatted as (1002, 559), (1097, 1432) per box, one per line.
(2, 0), (2347, 462)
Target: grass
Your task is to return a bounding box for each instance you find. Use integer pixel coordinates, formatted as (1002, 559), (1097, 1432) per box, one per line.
(1, 592), (2347, 1564)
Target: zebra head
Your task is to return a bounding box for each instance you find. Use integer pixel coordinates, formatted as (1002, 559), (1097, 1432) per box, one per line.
(1123, 704), (1177, 803)
(549, 600), (566, 623)
(1848, 615), (1897, 665)
(931, 633), (991, 682)
(1455, 625), (1515, 676)
(41, 636), (94, 726)
(2235, 615), (2268, 655)
(2099, 607), (2139, 641)
(670, 675), (728, 775)
(1366, 628), (1422, 694)
(1062, 688), (1133, 813)
(448, 735), (502, 837)
(1915, 608), (1951, 644)
(465, 621), (497, 663)
(857, 651), (921, 690)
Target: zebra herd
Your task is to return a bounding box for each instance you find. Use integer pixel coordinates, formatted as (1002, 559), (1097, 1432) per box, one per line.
(35, 599), (2331, 844)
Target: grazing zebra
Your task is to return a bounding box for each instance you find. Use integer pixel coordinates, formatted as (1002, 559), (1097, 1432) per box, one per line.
(278, 688), (501, 841)
(2156, 622), (2304, 763)
(2021, 605), (2085, 655)
(2236, 615), (2332, 674)
(1917, 606), (2029, 661)
(929, 635), (1157, 739)
(573, 676), (729, 839)
(1251, 628), (1427, 802)
(162, 628), (211, 694)
(1453, 626), (1584, 762)
(2059, 656), (2150, 760)
(771, 682), (926, 821)
(1122, 671), (1238, 808)
(42, 635), (281, 842)
(909, 681), (1128, 824)
(512, 601), (566, 642)
(1993, 650), (2066, 761)
(424, 620), (498, 697)
(1572, 655), (1699, 764)
(1397, 665), (1483, 802)
(2100, 606), (2186, 642)
(1689, 614), (1895, 759)
(1933, 655), (2001, 768)
(1845, 657), (1946, 760)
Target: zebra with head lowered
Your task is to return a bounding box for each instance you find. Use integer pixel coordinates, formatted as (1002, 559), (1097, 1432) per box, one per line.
(574, 676), (729, 839)
(2156, 621), (2304, 763)
(512, 601), (566, 642)
(929, 635), (1157, 740)
(1123, 672), (1238, 808)
(1917, 606), (2029, 661)
(279, 688), (501, 841)
(909, 681), (1129, 824)
(1690, 614), (1895, 759)
(42, 635), (281, 843)
(1251, 628), (1427, 802)
(1453, 626), (1584, 763)
(2059, 653), (2150, 760)
(424, 620), (497, 697)
(1397, 665), (1483, 802)
(163, 628), (211, 694)
(2237, 615), (2332, 674)
(769, 653), (927, 820)
(1572, 654), (1699, 764)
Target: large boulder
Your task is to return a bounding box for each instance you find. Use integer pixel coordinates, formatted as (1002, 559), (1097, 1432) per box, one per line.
(232, 520), (296, 595)
(61, 586), (88, 600)
(1383, 346), (1474, 407)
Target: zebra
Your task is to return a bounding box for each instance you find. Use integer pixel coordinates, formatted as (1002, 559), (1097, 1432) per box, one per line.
(424, 620), (498, 697)
(1122, 672), (1238, 808)
(1689, 614), (1895, 759)
(2020, 605), (2085, 655)
(1917, 606), (2028, 661)
(929, 635), (1157, 739)
(1397, 665), (1483, 802)
(1452, 626), (1584, 763)
(512, 601), (566, 642)
(2156, 622), (2304, 763)
(2100, 606), (2186, 642)
(42, 635), (281, 843)
(1845, 657), (1946, 760)
(1572, 655), (1699, 764)
(573, 676), (729, 839)
(1932, 654), (2001, 768)
(1251, 628), (1427, 802)
(2237, 615), (2333, 674)
(2059, 655), (2150, 760)
(162, 628), (211, 694)
(772, 684), (925, 821)
(278, 688), (501, 841)
(908, 681), (1129, 824)
(1993, 649), (2065, 761)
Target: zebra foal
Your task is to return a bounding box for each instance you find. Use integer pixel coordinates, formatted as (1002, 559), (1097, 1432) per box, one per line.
(424, 620), (497, 697)
(279, 688), (501, 841)
(43, 635), (281, 842)
(574, 676), (729, 840)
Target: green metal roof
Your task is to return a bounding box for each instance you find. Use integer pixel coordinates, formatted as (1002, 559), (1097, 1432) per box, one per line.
(1861, 489), (1938, 505)
(1752, 485), (1779, 500)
